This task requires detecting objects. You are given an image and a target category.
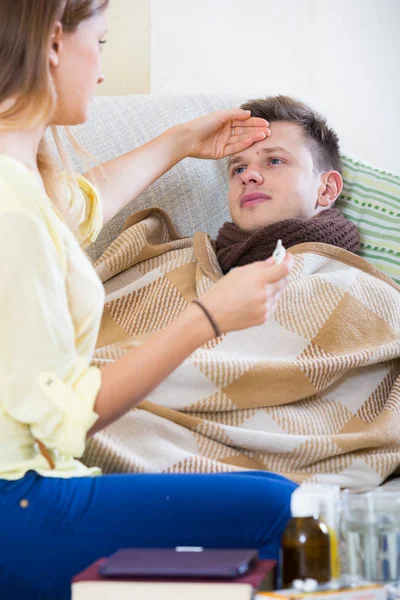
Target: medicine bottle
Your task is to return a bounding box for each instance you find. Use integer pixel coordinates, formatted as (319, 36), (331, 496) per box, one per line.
(281, 491), (331, 587)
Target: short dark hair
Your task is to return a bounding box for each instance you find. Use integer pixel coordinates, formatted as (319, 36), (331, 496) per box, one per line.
(241, 95), (342, 174)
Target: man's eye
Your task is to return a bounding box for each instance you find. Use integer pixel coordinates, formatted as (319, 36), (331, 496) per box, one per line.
(234, 166), (246, 175)
(270, 158), (283, 165)
(99, 40), (107, 51)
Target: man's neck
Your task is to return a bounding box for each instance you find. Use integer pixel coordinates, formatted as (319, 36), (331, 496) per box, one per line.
(216, 208), (360, 273)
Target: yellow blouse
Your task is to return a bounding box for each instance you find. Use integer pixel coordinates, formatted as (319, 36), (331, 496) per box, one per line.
(0, 155), (105, 480)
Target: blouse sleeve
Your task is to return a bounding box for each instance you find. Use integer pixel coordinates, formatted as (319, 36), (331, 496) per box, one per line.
(0, 210), (101, 458)
(62, 172), (103, 248)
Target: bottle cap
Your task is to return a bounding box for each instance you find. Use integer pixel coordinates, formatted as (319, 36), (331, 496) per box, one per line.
(298, 483), (340, 530)
(290, 490), (319, 517)
(304, 579), (318, 592)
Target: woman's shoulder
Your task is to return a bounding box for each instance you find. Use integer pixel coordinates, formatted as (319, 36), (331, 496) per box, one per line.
(0, 155), (49, 220)
(0, 155), (70, 270)
(0, 155), (103, 249)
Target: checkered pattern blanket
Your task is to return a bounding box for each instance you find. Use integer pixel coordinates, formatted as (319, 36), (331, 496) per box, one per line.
(83, 209), (400, 489)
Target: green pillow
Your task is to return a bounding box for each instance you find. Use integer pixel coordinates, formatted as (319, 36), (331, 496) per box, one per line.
(337, 154), (400, 285)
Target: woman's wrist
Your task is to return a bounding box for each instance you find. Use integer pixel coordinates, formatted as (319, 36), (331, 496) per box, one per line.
(167, 122), (194, 161)
(179, 302), (216, 345)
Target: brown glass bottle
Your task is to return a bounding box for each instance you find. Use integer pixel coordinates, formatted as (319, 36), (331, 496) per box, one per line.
(281, 493), (331, 588)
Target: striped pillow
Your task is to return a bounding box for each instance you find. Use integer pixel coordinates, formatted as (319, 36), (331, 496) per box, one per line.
(337, 154), (400, 285)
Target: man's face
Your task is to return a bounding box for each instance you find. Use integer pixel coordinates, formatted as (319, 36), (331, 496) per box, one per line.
(227, 121), (323, 231)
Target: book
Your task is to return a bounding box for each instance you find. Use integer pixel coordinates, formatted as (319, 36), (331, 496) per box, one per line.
(256, 584), (387, 600)
(99, 548), (259, 578)
(72, 557), (276, 600)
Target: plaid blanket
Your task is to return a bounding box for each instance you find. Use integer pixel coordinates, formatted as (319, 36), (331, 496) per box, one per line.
(83, 208), (400, 489)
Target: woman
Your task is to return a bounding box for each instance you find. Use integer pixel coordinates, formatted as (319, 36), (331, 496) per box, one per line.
(0, 1), (296, 598)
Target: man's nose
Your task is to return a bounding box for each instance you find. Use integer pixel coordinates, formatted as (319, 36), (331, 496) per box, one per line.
(240, 167), (263, 185)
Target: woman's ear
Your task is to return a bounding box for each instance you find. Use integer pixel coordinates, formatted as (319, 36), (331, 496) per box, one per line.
(317, 171), (343, 208)
(49, 22), (63, 68)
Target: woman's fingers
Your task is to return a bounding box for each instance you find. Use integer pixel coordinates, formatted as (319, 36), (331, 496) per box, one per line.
(199, 252), (294, 334)
(231, 117), (270, 128)
(227, 131), (270, 146)
(265, 297), (280, 321)
(265, 277), (289, 296)
(237, 254), (293, 285)
(259, 254), (294, 283)
(264, 283), (287, 307)
(223, 115), (270, 157)
(229, 126), (271, 137)
(264, 279), (288, 320)
(224, 133), (268, 156)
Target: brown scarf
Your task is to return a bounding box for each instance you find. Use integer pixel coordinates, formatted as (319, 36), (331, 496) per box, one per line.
(215, 208), (360, 273)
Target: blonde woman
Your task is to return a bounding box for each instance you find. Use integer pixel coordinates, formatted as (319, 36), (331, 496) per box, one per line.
(0, 1), (296, 598)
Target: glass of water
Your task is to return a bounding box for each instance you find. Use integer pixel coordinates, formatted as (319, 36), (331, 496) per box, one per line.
(342, 490), (400, 583)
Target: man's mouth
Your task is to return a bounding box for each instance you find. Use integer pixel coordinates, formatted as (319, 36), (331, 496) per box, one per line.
(240, 192), (272, 208)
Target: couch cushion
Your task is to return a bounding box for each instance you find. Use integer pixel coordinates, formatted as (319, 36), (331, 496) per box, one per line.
(337, 154), (400, 285)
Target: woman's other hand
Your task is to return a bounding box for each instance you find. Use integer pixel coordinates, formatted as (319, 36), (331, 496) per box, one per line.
(183, 108), (271, 160)
(198, 254), (294, 335)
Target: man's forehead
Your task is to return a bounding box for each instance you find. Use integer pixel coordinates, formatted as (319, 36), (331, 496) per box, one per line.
(228, 122), (306, 166)
(228, 146), (290, 167)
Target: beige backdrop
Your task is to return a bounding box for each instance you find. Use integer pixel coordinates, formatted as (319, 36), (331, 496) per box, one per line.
(96, 0), (150, 96)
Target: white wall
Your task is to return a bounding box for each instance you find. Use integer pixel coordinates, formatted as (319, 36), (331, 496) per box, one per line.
(96, 0), (150, 96)
(151, 0), (400, 173)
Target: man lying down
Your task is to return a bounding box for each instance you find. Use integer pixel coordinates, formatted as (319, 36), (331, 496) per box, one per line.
(83, 96), (400, 490)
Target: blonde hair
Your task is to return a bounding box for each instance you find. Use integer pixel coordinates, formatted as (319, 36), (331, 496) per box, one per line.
(0, 0), (109, 216)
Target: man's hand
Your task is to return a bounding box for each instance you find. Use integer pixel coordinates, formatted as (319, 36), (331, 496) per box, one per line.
(183, 108), (271, 160)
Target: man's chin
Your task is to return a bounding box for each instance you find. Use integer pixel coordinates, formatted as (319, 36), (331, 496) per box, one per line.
(233, 217), (279, 232)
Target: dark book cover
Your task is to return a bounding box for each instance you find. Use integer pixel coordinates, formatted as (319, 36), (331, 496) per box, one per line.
(73, 556), (276, 592)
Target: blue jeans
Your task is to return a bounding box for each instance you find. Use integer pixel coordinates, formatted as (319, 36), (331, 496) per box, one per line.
(0, 470), (296, 599)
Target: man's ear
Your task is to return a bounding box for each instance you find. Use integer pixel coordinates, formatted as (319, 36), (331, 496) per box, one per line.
(316, 171), (343, 209)
(49, 22), (63, 68)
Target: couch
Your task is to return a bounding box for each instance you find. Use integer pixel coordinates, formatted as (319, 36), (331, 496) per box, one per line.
(58, 93), (400, 491)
